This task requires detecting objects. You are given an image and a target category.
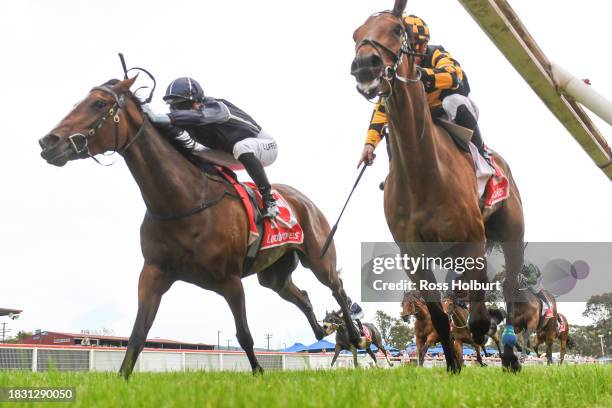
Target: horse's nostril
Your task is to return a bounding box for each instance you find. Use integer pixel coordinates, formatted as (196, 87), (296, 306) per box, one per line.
(40, 133), (60, 149)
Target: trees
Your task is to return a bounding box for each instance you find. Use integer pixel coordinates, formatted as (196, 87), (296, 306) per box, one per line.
(374, 310), (413, 350)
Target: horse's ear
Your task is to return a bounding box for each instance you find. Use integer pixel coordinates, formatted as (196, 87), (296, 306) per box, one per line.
(114, 75), (138, 93)
(392, 0), (408, 17)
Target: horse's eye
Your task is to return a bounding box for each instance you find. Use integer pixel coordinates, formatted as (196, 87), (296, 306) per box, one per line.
(94, 99), (107, 109)
(393, 25), (403, 37)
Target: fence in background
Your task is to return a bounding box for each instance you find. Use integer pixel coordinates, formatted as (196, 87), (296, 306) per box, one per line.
(0, 344), (598, 372)
(0, 344), (368, 372)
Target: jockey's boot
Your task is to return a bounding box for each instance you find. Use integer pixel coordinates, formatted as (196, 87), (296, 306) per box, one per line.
(454, 105), (493, 167)
(238, 152), (279, 218)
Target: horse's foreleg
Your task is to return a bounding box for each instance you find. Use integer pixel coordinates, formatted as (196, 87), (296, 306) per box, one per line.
(427, 300), (459, 373)
(559, 335), (567, 365)
(222, 277), (262, 375)
(119, 264), (172, 380)
(500, 239), (525, 373)
(350, 345), (359, 368)
(331, 344), (342, 367)
(475, 345), (487, 367)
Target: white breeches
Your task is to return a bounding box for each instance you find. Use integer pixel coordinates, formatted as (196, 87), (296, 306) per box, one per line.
(232, 129), (278, 166)
(442, 94), (479, 122)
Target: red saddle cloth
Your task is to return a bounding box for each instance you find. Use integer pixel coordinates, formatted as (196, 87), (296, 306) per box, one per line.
(218, 168), (304, 250)
(362, 325), (373, 342)
(484, 156), (510, 208)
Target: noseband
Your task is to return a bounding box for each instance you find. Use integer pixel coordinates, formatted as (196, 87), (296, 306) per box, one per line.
(355, 11), (423, 99)
(67, 85), (147, 165)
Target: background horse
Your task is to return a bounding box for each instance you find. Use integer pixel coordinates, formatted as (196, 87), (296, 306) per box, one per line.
(38, 77), (359, 378)
(443, 297), (505, 366)
(493, 270), (557, 362)
(401, 291), (439, 366)
(323, 310), (393, 368)
(535, 312), (570, 365)
(351, 0), (525, 372)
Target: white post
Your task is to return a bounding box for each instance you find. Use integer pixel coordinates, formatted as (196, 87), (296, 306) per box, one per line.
(218, 351), (223, 371)
(89, 349), (95, 372)
(31, 347), (38, 372)
(181, 352), (186, 372)
(281, 354), (286, 371)
(552, 62), (612, 126)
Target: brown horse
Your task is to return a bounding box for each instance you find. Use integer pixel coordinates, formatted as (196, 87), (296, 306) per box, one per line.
(351, 0), (525, 372)
(493, 270), (558, 363)
(535, 312), (568, 365)
(322, 310), (393, 368)
(400, 291), (440, 366)
(442, 297), (505, 367)
(38, 77), (359, 378)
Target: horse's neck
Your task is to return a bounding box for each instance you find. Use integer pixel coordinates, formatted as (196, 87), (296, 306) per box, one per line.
(122, 121), (206, 217)
(386, 70), (443, 199)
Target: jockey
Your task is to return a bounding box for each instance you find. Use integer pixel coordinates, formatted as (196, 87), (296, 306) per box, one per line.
(358, 14), (491, 169)
(146, 77), (279, 218)
(347, 297), (365, 335)
(519, 263), (558, 322)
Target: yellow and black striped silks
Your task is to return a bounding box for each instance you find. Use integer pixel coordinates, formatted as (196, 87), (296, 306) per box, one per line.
(364, 45), (470, 148)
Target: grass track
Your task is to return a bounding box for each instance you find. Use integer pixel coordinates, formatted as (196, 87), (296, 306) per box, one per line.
(1, 365), (611, 407)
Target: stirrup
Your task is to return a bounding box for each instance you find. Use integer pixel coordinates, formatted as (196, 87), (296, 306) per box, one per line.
(262, 196), (279, 219)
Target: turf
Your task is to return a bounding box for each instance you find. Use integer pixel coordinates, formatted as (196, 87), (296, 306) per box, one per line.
(1, 365), (611, 407)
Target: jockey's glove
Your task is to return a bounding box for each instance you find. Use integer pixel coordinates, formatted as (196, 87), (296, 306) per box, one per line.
(142, 104), (171, 126)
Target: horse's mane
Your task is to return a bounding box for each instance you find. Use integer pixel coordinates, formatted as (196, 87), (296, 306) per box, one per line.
(102, 79), (206, 167)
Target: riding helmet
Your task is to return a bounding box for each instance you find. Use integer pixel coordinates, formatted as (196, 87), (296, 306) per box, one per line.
(163, 77), (205, 104)
(403, 14), (430, 43)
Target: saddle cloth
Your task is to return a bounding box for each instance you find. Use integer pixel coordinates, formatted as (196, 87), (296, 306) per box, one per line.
(217, 167), (304, 251)
(355, 323), (372, 342)
(435, 119), (510, 208)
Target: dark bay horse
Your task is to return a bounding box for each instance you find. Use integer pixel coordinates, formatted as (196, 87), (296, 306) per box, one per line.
(351, 0), (525, 372)
(534, 311), (567, 365)
(38, 77), (359, 378)
(322, 310), (393, 368)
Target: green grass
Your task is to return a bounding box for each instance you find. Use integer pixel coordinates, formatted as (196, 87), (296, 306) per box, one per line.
(1, 365), (611, 407)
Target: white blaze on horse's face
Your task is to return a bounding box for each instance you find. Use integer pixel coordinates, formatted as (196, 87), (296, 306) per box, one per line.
(322, 322), (335, 336)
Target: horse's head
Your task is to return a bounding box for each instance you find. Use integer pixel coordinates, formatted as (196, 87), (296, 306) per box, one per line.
(322, 310), (343, 335)
(351, 0), (414, 99)
(442, 296), (454, 315)
(400, 290), (420, 321)
(39, 77), (141, 166)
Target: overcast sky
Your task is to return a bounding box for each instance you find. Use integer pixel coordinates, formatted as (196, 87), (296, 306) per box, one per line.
(1, 0), (610, 349)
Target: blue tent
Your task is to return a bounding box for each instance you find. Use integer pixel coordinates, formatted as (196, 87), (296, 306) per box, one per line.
(427, 345), (444, 355)
(281, 342), (306, 352)
(305, 339), (336, 352)
(370, 344), (400, 356)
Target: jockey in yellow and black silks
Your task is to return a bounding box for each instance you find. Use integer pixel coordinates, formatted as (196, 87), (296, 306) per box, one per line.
(358, 14), (490, 169)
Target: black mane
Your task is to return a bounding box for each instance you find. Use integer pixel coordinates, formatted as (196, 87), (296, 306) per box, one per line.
(101, 79), (204, 166)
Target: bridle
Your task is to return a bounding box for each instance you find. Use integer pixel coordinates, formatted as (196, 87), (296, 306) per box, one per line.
(355, 11), (424, 99)
(67, 85), (147, 165)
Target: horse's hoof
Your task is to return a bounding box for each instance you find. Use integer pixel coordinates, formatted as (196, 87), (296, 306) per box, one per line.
(501, 351), (521, 373)
(252, 365), (264, 376)
(447, 360), (461, 374)
(502, 325), (517, 347)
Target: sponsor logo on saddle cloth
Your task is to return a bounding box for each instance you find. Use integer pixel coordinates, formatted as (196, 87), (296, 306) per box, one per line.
(242, 182), (304, 250)
(361, 325), (373, 342)
(468, 143), (510, 207)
